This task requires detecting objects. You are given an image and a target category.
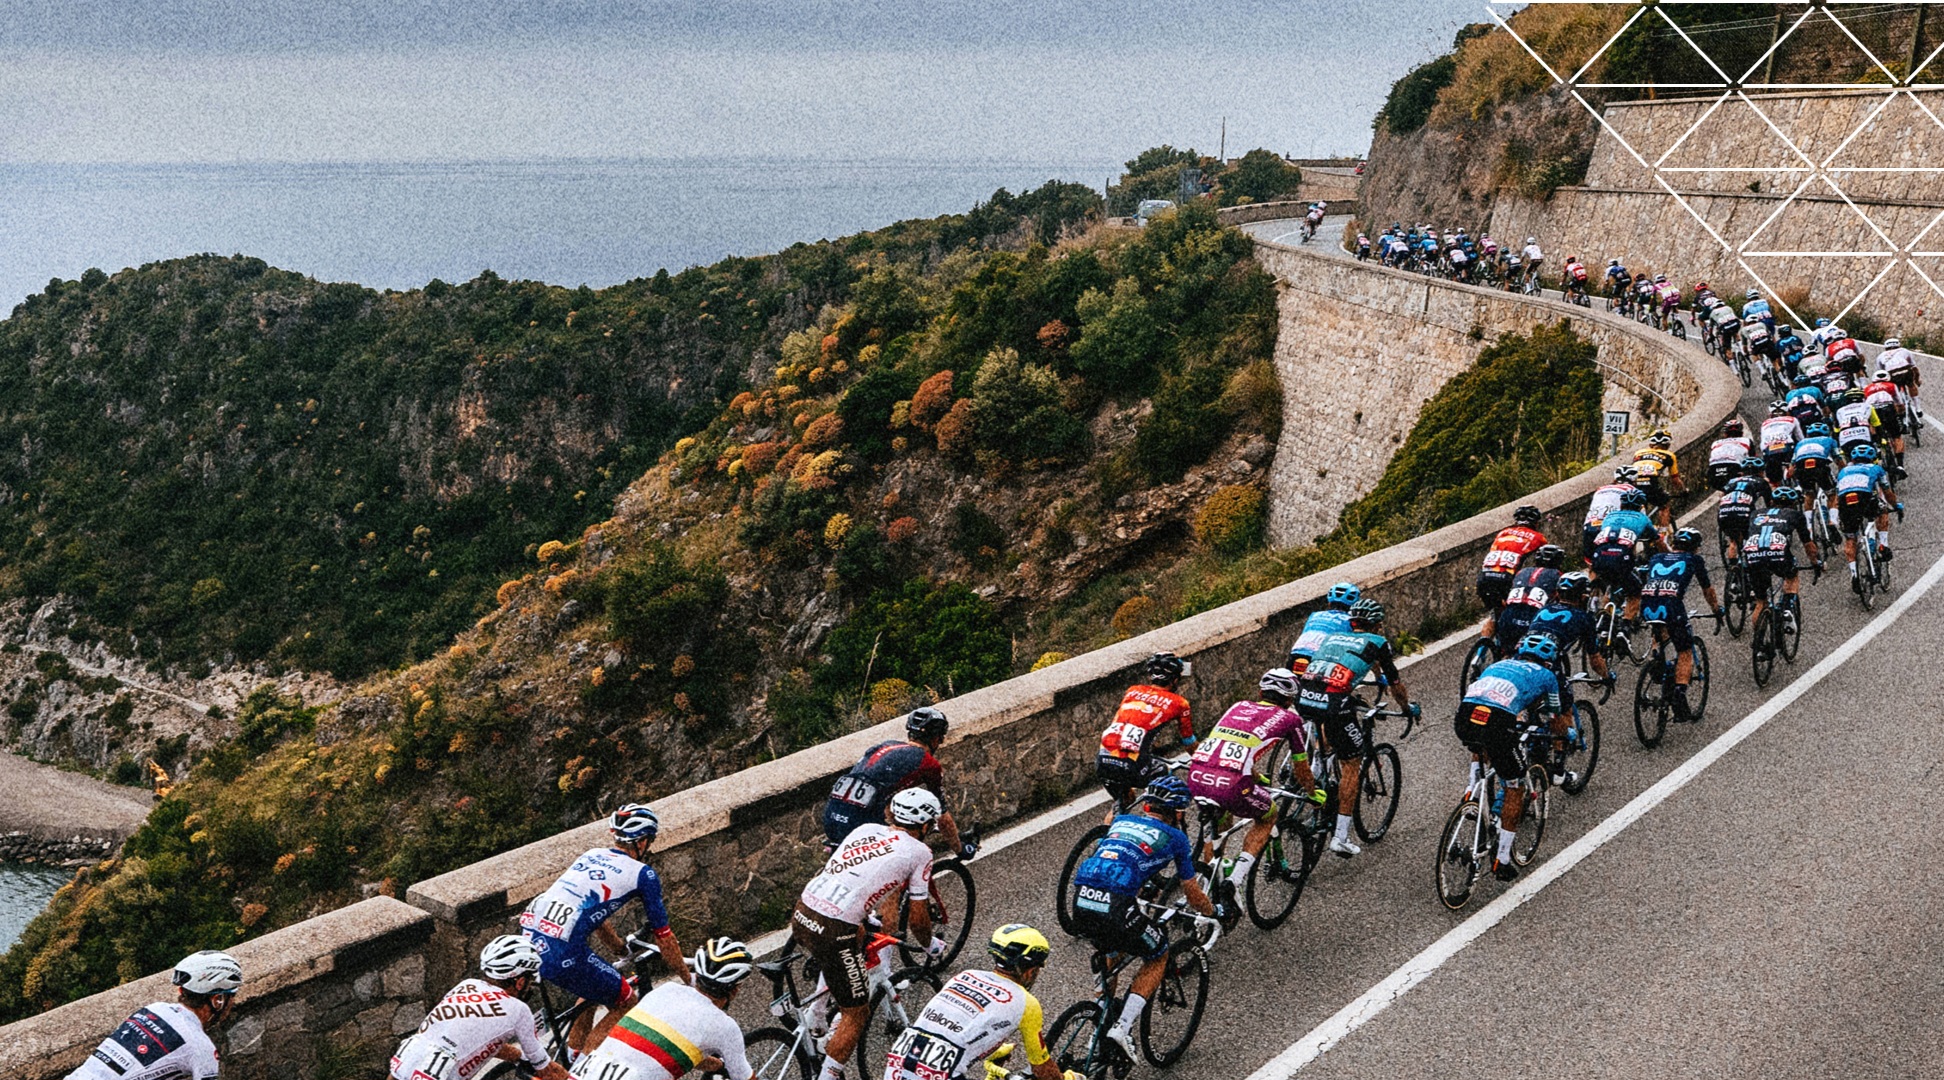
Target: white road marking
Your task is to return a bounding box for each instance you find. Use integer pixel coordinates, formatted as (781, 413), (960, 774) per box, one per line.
(1245, 542), (1944, 1078)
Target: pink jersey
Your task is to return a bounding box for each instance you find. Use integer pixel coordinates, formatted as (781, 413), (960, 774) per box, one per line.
(1188, 700), (1306, 780)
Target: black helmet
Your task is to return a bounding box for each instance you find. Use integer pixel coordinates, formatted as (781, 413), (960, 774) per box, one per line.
(1531, 544), (1566, 569)
(1142, 653), (1185, 687)
(905, 707), (949, 742)
(1722, 418), (1744, 437)
(1512, 505), (1542, 527)
(1672, 528), (1703, 552)
(1348, 597), (1385, 630)
(1556, 571), (1591, 600)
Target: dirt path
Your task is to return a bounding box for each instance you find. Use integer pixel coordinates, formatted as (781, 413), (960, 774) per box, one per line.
(0, 752), (151, 841)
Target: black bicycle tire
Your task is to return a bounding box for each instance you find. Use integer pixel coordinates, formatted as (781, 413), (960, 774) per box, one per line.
(741, 1026), (812, 1080)
(855, 966), (939, 1077)
(1512, 766), (1547, 867)
(1689, 638), (1711, 721)
(1859, 553), (1876, 610)
(1633, 658), (1667, 749)
(1751, 609), (1775, 687)
(1704, 329), (1718, 356)
(1140, 940), (1209, 1067)
(899, 859), (975, 969)
(1056, 824), (1110, 936)
(1561, 701), (1599, 795)
(1244, 809), (1306, 930)
(1048, 999), (1113, 1080)
(1725, 565), (1749, 636)
(1460, 640), (1494, 697)
(1353, 743), (1403, 842)
(1434, 797), (1484, 911)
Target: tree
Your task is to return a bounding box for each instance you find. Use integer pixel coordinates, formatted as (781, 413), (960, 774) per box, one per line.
(965, 348), (1089, 465)
(1069, 279), (1159, 390)
(1218, 150), (1302, 207)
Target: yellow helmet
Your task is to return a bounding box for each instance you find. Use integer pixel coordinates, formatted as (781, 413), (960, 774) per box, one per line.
(988, 924), (1051, 972)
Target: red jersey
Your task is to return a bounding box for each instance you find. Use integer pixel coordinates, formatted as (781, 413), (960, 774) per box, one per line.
(1480, 525), (1545, 576)
(1099, 685), (1193, 762)
(1827, 337), (1861, 360)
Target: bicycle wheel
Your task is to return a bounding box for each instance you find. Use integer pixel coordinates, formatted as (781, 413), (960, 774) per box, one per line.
(1673, 319), (1688, 341)
(1857, 550), (1877, 611)
(740, 1027), (812, 1080)
(1688, 638), (1711, 720)
(1703, 328), (1718, 356)
(1353, 743), (1403, 842)
(1751, 609), (1776, 687)
(1724, 564), (1749, 636)
(1048, 1000), (1116, 1080)
(1559, 701), (1599, 795)
(854, 966), (939, 1077)
(1459, 639), (1493, 696)
(1633, 657), (1668, 749)
(1512, 767), (1548, 866)
(900, 859), (974, 969)
(1878, 545), (1896, 598)
(1435, 797), (1485, 911)
(1245, 809), (1307, 930)
(1778, 601), (1801, 662)
(1140, 939), (1209, 1067)
(1057, 824), (1109, 936)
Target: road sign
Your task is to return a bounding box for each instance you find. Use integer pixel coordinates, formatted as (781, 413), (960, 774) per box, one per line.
(1603, 410), (1630, 435)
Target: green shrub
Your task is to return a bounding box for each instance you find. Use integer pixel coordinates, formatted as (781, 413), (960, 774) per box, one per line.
(965, 349), (1089, 465)
(1378, 52), (1459, 135)
(1218, 150), (1302, 207)
(1194, 486), (1267, 555)
(820, 579), (1010, 700)
(1070, 280), (1160, 390)
(1134, 360), (1231, 483)
(951, 504), (1007, 564)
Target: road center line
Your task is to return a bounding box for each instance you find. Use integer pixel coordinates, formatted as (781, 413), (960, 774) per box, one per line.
(1246, 540), (1944, 1079)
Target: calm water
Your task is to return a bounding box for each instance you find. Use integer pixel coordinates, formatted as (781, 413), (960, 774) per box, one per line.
(0, 864), (68, 950)
(1, 158), (1115, 314)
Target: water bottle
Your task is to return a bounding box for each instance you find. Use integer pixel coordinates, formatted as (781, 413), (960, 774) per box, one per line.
(1491, 787), (1504, 817)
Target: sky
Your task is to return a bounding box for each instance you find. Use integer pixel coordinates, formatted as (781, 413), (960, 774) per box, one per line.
(0, 0), (1484, 164)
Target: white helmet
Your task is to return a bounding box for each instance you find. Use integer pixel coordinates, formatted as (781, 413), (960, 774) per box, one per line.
(1526, 236), (1537, 245)
(173, 950), (243, 995)
(1875, 368), (1890, 380)
(692, 937), (755, 990)
(888, 787), (943, 828)
(1885, 337), (1901, 348)
(479, 934), (541, 980)
(609, 803), (660, 843)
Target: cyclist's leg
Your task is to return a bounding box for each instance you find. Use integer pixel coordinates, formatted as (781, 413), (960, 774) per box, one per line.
(1102, 902), (1169, 1047)
(539, 946), (631, 1055)
(1322, 704), (1369, 852)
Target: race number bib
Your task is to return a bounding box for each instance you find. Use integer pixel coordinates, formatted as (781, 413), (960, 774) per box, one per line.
(572, 1055), (640, 1080)
(830, 775), (879, 807)
(889, 1028), (966, 1080)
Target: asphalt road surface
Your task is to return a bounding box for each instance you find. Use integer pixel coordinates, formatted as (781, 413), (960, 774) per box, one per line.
(729, 223), (1943, 1079)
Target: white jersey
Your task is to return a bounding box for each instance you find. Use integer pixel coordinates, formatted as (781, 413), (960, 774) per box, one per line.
(67, 1003), (220, 1080)
(1709, 436), (1754, 466)
(389, 980), (548, 1080)
(1880, 346), (1917, 374)
(800, 823), (932, 925)
(1584, 483), (1637, 527)
(577, 982), (751, 1080)
(1522, 244), (1544, 264)
(1836, 401), (1874, 431)
(888, 970), (1051, 1080)
(1809, 325), (1845, 350)
(1759, 417), (1803, 454)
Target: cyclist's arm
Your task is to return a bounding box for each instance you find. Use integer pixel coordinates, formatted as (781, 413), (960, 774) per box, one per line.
(636, 868), (689, 983)
(937, 809), (964, 854)
(1376, 651), (1409, 709)
(907, 854), (935, 941)
(716, 1030), (753, 1080)
(1015, 993), (1056, 1078)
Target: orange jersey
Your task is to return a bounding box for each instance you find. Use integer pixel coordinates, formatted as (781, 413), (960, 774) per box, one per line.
(1480, 525), (1545, 575)
(1099, 685), (1193, 761)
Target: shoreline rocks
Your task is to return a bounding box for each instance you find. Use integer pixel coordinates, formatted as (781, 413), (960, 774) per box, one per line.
(0, 832), (117, 868)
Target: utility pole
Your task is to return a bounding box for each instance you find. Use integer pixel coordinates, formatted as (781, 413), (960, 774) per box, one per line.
(1764, 11), (1781, 85)
(1219, 117), (1226, 163)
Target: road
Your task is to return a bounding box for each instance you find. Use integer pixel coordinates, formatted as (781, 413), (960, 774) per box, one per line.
(730, 222), (1944, 1079)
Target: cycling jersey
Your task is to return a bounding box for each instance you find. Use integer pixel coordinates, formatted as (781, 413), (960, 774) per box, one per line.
(521, 847), (670, 947)
(1528, 602), (1597, 662)
(1303, 631), (1399, 696)
(1881, 346), (1918, 382)
(824, 740), (945, 845)
(1566, 262), (1588, 282)
(1809, 325), (1845, 350)
(68, 1003), (220, 1080)
(891, 970), (1050, 1080)
(1480, 525), (1545, 576)
(1655, 282), (1682, 307)
(1837, 461), (1892, 499)
(1743, 321), (1774, 350)
(1188, 699), (1306, 817)
(1640, 552), (1711, 615)
(1633, 446), (1679, 483)
(1606, 264), (1629, 283)
(1759, 416), (1803, 455)
(1718, 475), (1769, 522)
(577, 981), (751, 1080)
(1523, 244), (1544, 264)
(1590, 509), (1657, 555)
(1504, 566), (1560, 612)
(1073, 813), (1195, 897)
(800, 822), (932, 926)
(1864, 380), (1901, 413)
(1288, 609), (1353, 671)
(1709, 436), (1754, 468)
(1742, 298), (1772, 321)
(1583, 482), (1638, 527)
(1461, 659), (1561, 719)
(390, 980), (549, 1080)
(1708, 305), (1741, 332)
(1792, 436), (1837, 468)
(1098, 685), (1192, 764)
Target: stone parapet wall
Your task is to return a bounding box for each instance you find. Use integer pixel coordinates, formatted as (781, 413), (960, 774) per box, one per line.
(0, 217), (1739, 1080)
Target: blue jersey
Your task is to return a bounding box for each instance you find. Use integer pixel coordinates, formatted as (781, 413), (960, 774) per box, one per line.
(1528, 602), (1597, 659)
(1591, 509), (1656, 553)
(1836, 462), (1891, 498)
(519, 847), (670, 948)
(1074, 813), (1197, 898)
(1288, 609), (1352, 666)
(1793, 436), (1836, 466)
(1639, 552), (1711, 612)
(1786, 386), (1824, 409)
(1461, 659), (1561, 718)
(1606, 263), (1628, 282)
(1742, 298), (1772, 321)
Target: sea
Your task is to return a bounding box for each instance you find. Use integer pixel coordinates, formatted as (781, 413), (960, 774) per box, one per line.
(0, 157), (1117, 315)
(0, 864), (67, 951)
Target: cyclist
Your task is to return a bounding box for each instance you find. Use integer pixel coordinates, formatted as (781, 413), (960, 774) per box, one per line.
(1289, 581), (1361, 675)
(1638, 529), (1725, 723)
(1785, 374), (1827, 431)
(1706, 296), (1742, 353)
(1835, 444), (1901, 586)
(1355, 233), (1371, 261)
(1654, 275), (1683, 324)
(1527, 571), (1614, 731)
(1777, 325), (1807, 378)
(1808, 317), (1843, 352)
(1455, 635), (1567, 883)
(1707, 417), (1754, 491)
(1495, 544), (1567, 656)
(389, 936), (570, 1080)
(1742, 317), (1781, 381)
(1833, 387), (1877, 463)
(1587, 488), (1662, 623)
(1825, 329), (1865, 375)
(520, 804), (691, 1055)
(1741, 288), (1775, 333)
(1758, 402), (1804, 484)
(1604, 258), (1629, 300)
(1296, 598), (1421, 859)
(573, 938), (754, 1080)
(1718, 456), (1772, 565)
(1791, 427), (1837, 521)
(1094, 653), (1196, 824)
(1632, 429), (1683, 529)
(824, 707), (969, 858)
(1583, 466), (1641, 557)
(1521, 236), (1545, 285)
(1862, 367), (1909, 478)
(66, 951), (241, 1080)
(1475, 506), (1547, 643)
(1743, 486), (1819, 642)
(1187, 668), (1320, 911)
(886, 926), (1064, 1080)
(1563, 255), (1589, 301)
(1880, 337), (1922, 419)
(796, 788), (943, 1080)
(1070, 776), (1216, 1063)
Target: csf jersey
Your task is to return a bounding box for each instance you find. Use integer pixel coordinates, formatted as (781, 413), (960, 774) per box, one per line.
(68, 1003), (220, 1080)
(520, 847), (670, 948)
(1461, 659), (1561, 721)
(1480, 525), (1545, 576)
(824, 740), (945, 845)
(891, 970), (1050, 1080)
(800, 822), (932, 926)
(1098, 685), (1192, 763)
(1288, 608), (1352, 671)
(1191, 700), (1306, 782)
(389, 980), (548, 1080)
(1073, 814), (1196, 898)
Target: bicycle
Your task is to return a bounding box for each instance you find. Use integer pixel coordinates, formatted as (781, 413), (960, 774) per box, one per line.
(1185, 776), (1315, 932)
(1725, 340), (1752, 387)
(1458, 635), (1497, 697)
(1851, 519), (1894, 610)
(516, 932), (668, 1068)
(1805, 487), (1837, 552)
(896, 831), (979, 969)
(750, 931), (940, 1080)
(1292, 691), (1415, 848)
(1718, 541), (1753, 637)
(1750, 569), (1808, 688)
(1433, 723), (1555, 910)
(1056, 756), (1191, 936)
(1046, 891), (1218, 1079)
(1631, 614), (1717, 749)
(1591, 580), (1652, 667)
(1556, 670), (1606, 796)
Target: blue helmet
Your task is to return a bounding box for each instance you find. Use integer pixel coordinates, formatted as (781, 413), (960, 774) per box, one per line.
(1772, 485), (1803, 505)
(1619, 489), (1649, 510)
(1805, 423), (1832, 438)
(1515, 634), (1559, 664)
(1143, 775), (1192, 813)
(1850, 444), (1879, 463)
(1326, 581), (1361, 608)
(609, 803), (660, 843)
(1816, 318), (1831, 328)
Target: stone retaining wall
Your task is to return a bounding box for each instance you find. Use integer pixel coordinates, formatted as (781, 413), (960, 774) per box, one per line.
(0, 222), (1741, 1080)
(0, 833), (116, 866)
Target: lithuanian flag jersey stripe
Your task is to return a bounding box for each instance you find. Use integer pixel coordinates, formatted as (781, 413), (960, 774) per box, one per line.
(613, 1012), (705, 1076)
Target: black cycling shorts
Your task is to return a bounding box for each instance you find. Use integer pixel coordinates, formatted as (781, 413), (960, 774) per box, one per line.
(1071, 889), (1167, 961)
(1837, 490), (1880, 533)
(1716, 509), (1752, 547)
(1707, 462), (1739, 492)
(1794, 462), (1832, 494)
(1639, 484), (1670, 508)
(1296, 699), (1367, 763)
(1639, 601), (1695, 650)
(1744, 551), (1799, 597)
(1476, 571), (1514, 609)
(1591, 553), (1642, 597)
(1762, 451), (1790, 484)
(1454, 703), (1523, 784)
(1876, 410), (1905, 439)
(1096, 754), (1165, 810)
